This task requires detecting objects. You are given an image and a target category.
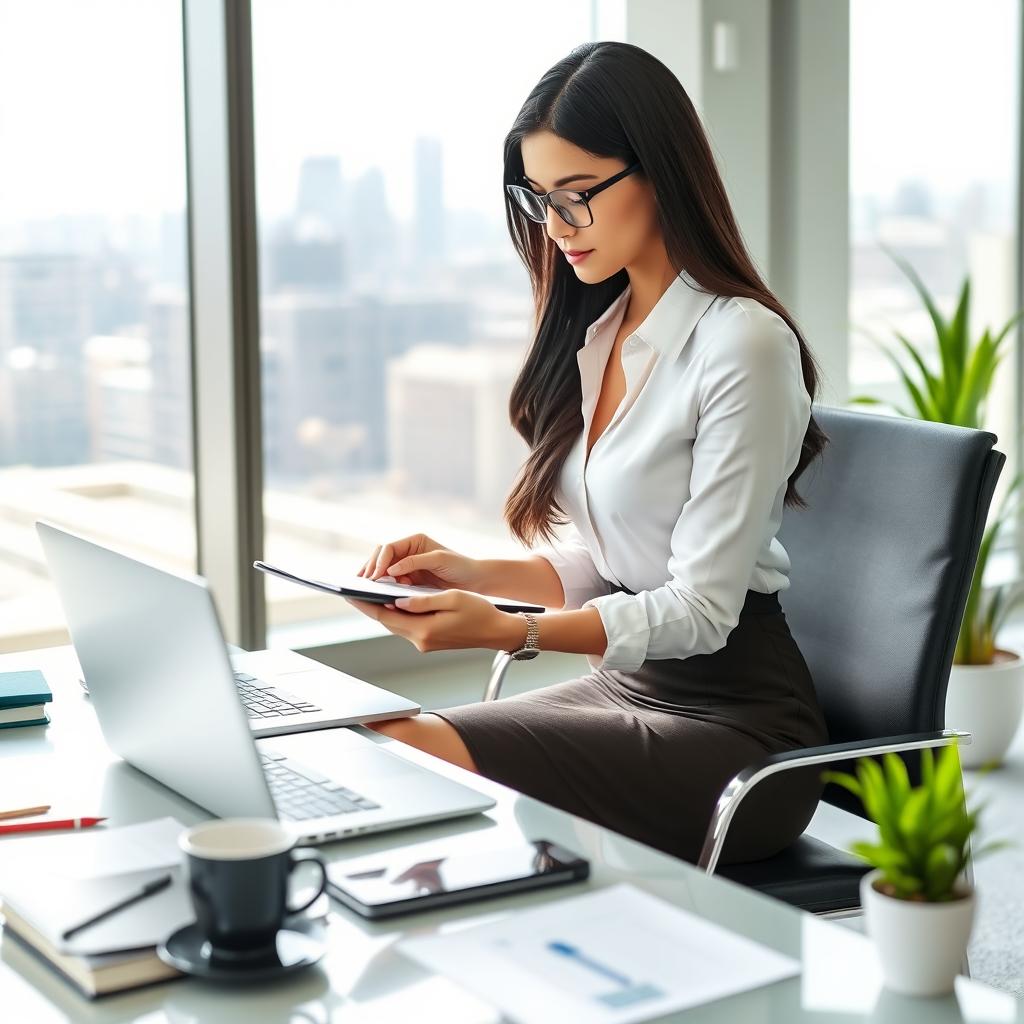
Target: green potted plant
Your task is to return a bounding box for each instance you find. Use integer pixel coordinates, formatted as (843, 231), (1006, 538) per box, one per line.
(850, 245), (1024, 766)
(822, 745), (1004, 995)
(947, 474), (1024, 766)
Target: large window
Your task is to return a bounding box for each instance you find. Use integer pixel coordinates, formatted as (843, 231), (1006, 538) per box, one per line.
(849, 0), (1020, 454)
(251, 1), (625, 645)
(0, 1), (195, 653)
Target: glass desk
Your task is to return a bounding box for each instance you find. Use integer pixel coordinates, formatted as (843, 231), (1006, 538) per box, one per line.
(0, 646), (1020, 1023)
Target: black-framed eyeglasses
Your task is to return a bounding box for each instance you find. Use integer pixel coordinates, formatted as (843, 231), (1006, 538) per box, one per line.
(506, 160), (642, 228)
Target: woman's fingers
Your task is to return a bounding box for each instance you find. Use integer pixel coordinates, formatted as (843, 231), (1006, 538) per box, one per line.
(357, 537), (432, 581)
(373, 544), (394, 579)
(360, 545), (383, 578)
(356, 544), (394, 578)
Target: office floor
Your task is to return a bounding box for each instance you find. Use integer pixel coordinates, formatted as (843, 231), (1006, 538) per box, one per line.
(351, 638), (1024, 997)
(964, 728), (1024, 996)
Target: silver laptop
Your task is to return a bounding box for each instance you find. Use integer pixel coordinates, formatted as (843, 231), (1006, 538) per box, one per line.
(55, 545), (420, 736)
(232, 645), (421, 737)
(37, 521), (496, 844)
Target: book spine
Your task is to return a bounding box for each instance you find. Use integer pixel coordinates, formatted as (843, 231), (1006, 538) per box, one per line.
(2, 923), (97, 998)
(0, 716), (50, 731)
(0, 697), (52, 710)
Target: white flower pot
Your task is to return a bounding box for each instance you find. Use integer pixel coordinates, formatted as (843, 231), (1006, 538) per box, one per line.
(860, 869), (975, 996)
(945, 647), (1024, 768)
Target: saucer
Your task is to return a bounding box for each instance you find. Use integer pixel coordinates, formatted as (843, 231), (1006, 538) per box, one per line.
(156, 917), (326, 982)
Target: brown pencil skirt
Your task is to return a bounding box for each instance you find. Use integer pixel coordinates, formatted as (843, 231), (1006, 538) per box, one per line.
(430, 585), (829, 866)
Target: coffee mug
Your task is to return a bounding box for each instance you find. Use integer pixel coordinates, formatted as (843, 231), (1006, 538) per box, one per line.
(179, 818), (327, 959)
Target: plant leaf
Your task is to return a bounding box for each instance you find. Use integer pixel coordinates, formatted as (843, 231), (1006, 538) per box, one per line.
(821, 769), (862, 800)
(952, 328), (998, 427)
(882, 243), (949, 347)
(892, 329), (945, 413)
(946, 276), (971, 402)
(875, 342), (940, 419)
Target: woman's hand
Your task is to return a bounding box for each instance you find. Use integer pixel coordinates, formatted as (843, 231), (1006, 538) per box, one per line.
(343, 589), (522, 654)
(356, 533), (487, 592)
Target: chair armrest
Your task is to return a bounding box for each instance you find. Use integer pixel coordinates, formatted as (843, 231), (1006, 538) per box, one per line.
(696, 729), (972, 874)
(483, 651), (514, 701)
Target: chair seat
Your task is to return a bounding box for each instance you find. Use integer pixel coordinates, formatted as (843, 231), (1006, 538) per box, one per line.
(718, 834), (871, 914)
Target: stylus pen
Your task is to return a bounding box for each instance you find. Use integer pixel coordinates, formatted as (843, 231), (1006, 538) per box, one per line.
(61, 873), (174, 941)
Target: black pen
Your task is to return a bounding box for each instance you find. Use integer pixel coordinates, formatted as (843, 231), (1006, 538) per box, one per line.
(61, 873), (174, 942)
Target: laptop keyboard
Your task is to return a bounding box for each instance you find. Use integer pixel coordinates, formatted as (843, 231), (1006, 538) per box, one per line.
(259, 750), (380, 821)
(233, 671), (322, 719)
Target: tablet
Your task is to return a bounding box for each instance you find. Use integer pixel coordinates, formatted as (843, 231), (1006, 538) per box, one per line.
(253, 560), (545, 613)
(327, 837), (589, 919)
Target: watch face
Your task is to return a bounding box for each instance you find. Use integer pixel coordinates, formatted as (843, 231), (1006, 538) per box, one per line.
(515, 648), (539, 661)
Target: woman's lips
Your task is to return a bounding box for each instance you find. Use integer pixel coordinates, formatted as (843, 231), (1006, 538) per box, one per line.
(564, 249), (594, 265)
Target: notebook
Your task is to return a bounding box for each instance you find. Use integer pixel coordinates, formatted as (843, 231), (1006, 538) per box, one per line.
(0, 669), (52, 729)
(1, 900), (182, 998)
(0, 818), (189, 997)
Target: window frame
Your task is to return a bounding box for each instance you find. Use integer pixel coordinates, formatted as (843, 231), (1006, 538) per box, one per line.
(182, 0), (266, 650)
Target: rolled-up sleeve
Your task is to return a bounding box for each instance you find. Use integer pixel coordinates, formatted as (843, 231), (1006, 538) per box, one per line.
(581, 320), (811, 673)
(531, 520), (612, 611)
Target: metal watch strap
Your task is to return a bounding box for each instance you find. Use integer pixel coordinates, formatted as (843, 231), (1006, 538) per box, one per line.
(508, 611), (540, 659)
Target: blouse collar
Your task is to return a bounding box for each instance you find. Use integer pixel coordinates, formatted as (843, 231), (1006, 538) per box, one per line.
(584, 271), (718, 360)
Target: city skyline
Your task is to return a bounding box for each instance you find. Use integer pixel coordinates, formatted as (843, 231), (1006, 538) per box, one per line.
(1, 1), (1015, 226)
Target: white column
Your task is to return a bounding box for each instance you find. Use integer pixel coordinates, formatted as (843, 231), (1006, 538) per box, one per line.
(625, 0), (851, 406)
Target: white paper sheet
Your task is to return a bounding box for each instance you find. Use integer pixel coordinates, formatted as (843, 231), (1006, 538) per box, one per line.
(0, 816), (185, 879)
(397, 882), (801, 1024)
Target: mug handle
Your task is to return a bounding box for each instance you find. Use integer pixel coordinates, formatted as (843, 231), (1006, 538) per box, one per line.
(286, 849), (328, 916)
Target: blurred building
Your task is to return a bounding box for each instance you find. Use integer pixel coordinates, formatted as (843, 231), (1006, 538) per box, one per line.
(0, 254), (94, 467)
(261, 291), (472, 483)
(387, 342), (528, 516)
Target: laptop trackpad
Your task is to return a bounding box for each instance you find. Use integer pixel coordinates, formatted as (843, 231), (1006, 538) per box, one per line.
(342, 746), (422, 779)
(259, 731), (422, 781)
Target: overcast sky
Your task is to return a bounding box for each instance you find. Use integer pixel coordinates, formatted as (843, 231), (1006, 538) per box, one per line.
(0, 0), (1016, 226)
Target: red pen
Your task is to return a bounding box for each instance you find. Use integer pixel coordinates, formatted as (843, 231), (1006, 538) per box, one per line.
(0, 817), (106, 837)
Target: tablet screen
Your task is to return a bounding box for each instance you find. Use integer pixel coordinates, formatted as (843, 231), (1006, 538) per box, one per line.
(253, 561), (545, 613)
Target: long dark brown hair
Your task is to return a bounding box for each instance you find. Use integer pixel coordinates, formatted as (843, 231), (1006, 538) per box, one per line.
(502, 41), (828, 547)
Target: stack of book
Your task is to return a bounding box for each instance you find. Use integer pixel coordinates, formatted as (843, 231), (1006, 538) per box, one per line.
(0, 818), (189, 998)
(0, 670), (52, 730)
(1, 892), (183, 998)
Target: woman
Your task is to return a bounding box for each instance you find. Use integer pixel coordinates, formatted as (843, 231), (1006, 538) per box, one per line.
(344, 40), (830, 865)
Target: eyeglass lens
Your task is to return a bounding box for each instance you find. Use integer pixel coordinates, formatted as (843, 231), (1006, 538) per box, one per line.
(510, 187), (590, 227)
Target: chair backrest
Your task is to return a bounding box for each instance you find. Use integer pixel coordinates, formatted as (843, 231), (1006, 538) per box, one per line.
(778, 406), (1003, 810)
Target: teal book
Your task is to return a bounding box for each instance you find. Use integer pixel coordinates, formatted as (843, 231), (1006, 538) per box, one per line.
(0, 670), (52, 730)
(0, 713), (49, 730)
(0, 670), (52, 710)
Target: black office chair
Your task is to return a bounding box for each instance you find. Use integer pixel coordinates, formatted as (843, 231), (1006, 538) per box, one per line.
(483, 404), (1004, 916)
(696, 405), (1003, 914)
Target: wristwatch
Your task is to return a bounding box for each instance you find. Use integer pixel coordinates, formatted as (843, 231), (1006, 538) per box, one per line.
(506, 612), (541, 661)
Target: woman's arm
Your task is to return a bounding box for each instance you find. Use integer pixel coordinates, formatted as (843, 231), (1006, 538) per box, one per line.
(475, 519), (615, 611)
(474, 518), (613, 612)
(494, 605), (609, 660)
(473, 555), (567, 610)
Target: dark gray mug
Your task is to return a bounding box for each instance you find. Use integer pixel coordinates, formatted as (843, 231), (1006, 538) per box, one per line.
(179, 818), (327, 959)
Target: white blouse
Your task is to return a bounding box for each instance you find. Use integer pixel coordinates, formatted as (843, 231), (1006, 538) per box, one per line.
(530, 271), (812, 675)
